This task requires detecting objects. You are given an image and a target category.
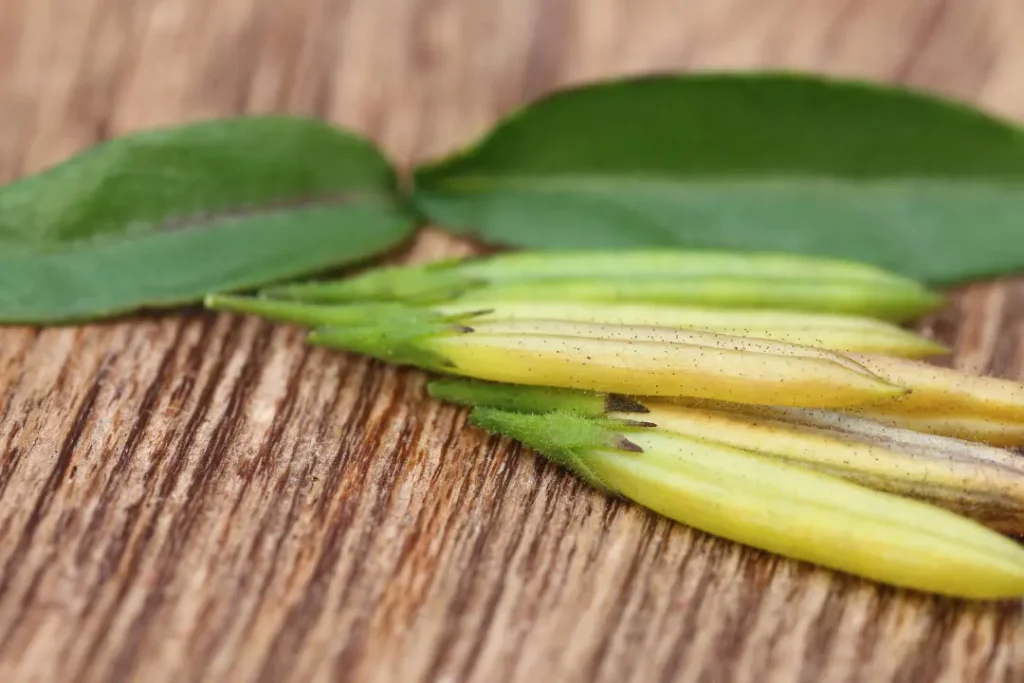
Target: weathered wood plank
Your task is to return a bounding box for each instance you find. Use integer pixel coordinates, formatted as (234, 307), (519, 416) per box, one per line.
(2, 1), (1024, 681)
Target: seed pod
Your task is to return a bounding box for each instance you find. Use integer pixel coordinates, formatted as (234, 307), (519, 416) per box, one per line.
(632, 400), (1024, 535)
(203, 294), (471, 328)
(841, 412), (1024, 448)
(205, 294), (947, 358)
(430, 379), (1024, 534)
(309, 319), (907, 408)
(462, 318), (939, 367)
(468, 407), (1024, 600)
(433, 301), (947, 357)
(457, 277), (938, 323)
(839, 355), (1024, 442)
(262, 249), (942, 321)
(658, 354), (1024, 447)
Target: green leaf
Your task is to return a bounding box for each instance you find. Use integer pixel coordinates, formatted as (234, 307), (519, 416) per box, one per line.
(413, 72), (1024, 285)
(0, 116), (416, 324)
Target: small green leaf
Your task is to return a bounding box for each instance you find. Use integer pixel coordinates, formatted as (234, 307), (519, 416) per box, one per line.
(0, 116), (416, 324)
(413, 72), (1024, 285)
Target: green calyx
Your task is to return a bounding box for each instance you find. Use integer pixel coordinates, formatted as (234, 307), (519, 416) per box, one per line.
(467, 407), (645, 493)
(427, 378), (649, 418)
(308, 319), (469, 371)
(260, 257), (484, 303)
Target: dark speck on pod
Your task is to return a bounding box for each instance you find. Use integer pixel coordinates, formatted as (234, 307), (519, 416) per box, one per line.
(613, 436), (644, 453)
(619, 419), (658, 428)
(606, 394), (650, 413)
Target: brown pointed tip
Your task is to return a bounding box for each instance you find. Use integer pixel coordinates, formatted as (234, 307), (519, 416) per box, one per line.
(455, 325), (475, 333)
(618, 419), (658, 428)
(611, 436), (644, 453)
(605, 394), (650, 414)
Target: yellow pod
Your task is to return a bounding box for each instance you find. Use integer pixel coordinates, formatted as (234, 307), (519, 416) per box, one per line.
(628, 400), (1024, 534)
(429, 378), (1024, 533)
(310, 319), (908, 408)
(434, 329), (905, 408)
(432, 301), (947, 357)
(847, 355), (1024, 416)
(845, 412), (1024, 447)
(469, 408), (1024, 600)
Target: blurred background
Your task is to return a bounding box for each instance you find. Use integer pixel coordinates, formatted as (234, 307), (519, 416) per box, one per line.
(2, 0), (1022, 183)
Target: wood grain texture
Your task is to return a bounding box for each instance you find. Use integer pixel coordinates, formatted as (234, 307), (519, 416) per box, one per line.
(2, 1), (1024, 681)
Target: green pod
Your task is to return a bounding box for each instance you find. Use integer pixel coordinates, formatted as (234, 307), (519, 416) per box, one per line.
(260, 248), (942, 322)
(455, 277), (939, 322)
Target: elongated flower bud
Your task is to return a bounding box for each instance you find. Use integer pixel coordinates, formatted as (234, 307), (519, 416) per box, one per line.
(262, 249), (941, 321)
(205, 294), (946, 358)
(467, 407), (1024, 600)
(432, 301), (946, 357)
(430, 379), (1024, 534)
(658, 354), (1024, 448)
(453, 249), (926, 283)
(632, 401), (1024, 535)
(457, 277), (938, 323)
(462, 319), (927, 373)
(309, 318), (907, 408)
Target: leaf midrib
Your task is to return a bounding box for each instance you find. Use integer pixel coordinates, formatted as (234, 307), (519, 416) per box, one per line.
(0, 190), (403, 256)
(420, 173), (1024, 194)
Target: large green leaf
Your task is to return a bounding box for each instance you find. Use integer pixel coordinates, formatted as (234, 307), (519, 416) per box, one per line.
(0, 116), (415, 324)
(413, 73), (1024, 285)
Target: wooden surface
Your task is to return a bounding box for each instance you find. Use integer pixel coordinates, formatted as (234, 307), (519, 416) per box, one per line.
(2, 1), (1024, 681)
